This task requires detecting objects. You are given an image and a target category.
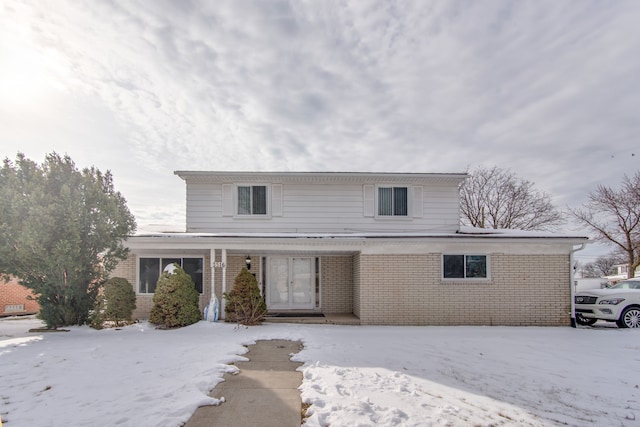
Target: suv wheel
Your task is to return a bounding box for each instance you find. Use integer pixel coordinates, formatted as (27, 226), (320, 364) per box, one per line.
(616, 306), (640, 328)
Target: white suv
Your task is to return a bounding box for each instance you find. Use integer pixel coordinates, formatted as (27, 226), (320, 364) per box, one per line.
(575, 278), (640, 328)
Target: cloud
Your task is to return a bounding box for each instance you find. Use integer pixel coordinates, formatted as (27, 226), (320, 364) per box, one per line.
(1, 0), (640, 229)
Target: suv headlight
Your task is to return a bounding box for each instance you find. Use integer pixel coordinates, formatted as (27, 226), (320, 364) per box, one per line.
(599, 298), (625, 305)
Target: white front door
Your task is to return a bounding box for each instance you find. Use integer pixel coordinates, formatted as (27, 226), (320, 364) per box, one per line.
(267, 257), (315, 310)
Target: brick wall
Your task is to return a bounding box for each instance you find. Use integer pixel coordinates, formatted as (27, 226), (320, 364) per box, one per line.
(0, 277), (39, 316)
(112, 250), (570, 326)
(357, 253), (571, 326)
(321, 256), (353, 313)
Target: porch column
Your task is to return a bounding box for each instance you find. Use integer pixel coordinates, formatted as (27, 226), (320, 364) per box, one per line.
(221, 249), (227, 320)
(207, 248), (216, 322)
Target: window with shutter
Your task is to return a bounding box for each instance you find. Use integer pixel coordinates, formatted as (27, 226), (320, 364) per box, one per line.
(377, 186), (408, 217)
(237, 185), (268, 215)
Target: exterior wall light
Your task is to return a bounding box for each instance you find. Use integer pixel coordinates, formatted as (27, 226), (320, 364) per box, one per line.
(245, 255), (251, 270)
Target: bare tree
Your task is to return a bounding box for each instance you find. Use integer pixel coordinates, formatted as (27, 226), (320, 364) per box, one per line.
(570, 172), (640, 278)
(460, 166), (564, 231)
(579, 262), (600, 278)
(581, 255), (622, 278)
(594, 254), (624, 277)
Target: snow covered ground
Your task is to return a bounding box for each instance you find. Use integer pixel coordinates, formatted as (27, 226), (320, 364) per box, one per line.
(0, 316), (638, 427)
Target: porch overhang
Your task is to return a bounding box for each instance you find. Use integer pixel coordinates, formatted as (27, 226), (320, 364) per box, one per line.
(123, 229), (589, 256)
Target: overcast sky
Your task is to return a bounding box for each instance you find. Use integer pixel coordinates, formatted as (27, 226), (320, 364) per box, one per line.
(1, 0), (639, 260)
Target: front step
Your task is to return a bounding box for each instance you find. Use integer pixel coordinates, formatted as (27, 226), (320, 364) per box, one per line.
(263, 313), (360, 325)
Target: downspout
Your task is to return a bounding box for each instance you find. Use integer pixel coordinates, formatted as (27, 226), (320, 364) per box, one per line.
(570, 243), (587, 328)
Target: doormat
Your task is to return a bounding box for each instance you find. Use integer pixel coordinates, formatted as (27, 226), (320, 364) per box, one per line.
(267, 313), (325, 318)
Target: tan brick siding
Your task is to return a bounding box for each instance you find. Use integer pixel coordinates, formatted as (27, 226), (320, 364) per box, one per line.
(321, 256), (353, 313)
(113, 250), (570, 326)
(357, 253), (571, 326)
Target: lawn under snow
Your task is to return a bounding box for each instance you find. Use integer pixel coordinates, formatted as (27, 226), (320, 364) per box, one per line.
(1, 317), (638, 427)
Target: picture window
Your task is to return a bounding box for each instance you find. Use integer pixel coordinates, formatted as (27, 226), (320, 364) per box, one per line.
(139, 257), (204, 294)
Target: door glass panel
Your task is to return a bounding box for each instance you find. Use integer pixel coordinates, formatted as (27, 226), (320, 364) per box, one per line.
(292, 258), (313, 306)
(269, 258), (289, 306)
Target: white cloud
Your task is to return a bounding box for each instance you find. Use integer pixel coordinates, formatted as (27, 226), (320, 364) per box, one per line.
(1, 0), (639, 229)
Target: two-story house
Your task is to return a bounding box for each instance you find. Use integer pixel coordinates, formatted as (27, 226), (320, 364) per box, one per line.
(112, 171), (588, 326)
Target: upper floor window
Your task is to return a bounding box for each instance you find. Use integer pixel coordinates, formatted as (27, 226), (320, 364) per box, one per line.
(238, 185), (267, 215)
(378, 186), (408, 216)
(443, 254), (488, 280)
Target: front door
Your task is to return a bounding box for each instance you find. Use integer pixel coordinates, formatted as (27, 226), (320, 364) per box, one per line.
(267, 257), (315, 310)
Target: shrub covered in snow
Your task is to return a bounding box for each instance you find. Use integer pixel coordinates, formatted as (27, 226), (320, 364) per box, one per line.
(224, 267), (267, 325)
(149, 264), (201, 328)
(91, 277), (136, 329)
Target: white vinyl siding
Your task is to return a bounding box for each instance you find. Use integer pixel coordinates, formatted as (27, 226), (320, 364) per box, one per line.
(183, 178), (462, 233)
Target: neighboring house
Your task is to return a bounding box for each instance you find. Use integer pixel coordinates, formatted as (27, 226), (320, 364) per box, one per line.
(112, 171), (588, 326)
(0, 277), (39, 317)
(606, 263), (640, 284)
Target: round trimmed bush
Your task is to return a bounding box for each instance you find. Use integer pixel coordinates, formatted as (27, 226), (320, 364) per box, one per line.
(149, 264), (201, 328)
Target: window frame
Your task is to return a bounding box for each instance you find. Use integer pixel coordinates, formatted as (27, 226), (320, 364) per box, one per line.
(137, 256), (205, 295)
(235, 183), (270, 217)
(375, 184), (410, 219)
(441, 254), (490, 281)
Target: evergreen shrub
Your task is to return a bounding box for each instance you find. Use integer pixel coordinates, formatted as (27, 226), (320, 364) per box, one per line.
(224, 267), (267, 325)
(149, 264), (201, 328)
(91, 277), (136, 329)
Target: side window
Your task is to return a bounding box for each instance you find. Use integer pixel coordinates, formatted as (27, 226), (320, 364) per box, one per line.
(237, 185), (267, 215)
(139, 258), (160, 293)
(377, 186), (408, 216)
(443, 255), (488, 279)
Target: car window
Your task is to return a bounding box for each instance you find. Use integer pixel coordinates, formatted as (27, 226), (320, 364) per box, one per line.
(611, 281), (640, 290)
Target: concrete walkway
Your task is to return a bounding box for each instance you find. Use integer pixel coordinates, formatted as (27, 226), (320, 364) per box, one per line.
(184, 340), (304, 427)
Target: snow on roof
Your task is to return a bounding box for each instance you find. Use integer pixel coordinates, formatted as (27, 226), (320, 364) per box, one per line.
(130, 226), (588, 241)
(457, 226), (588, 239)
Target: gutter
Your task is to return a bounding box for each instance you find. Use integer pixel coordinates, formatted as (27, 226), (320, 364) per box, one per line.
(570, 243), (587, 328)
